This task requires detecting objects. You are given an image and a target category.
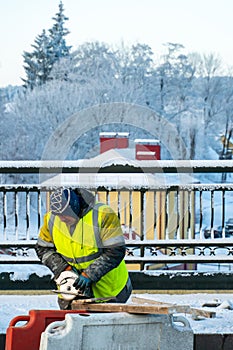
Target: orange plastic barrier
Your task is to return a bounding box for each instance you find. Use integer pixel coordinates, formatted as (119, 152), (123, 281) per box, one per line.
(5, 309), (88, 350)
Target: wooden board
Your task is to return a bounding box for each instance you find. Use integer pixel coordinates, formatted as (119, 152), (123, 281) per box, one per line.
(72, 301), (173, 315)
(131, 296), (216, 319)
(72, 296), (216, 319)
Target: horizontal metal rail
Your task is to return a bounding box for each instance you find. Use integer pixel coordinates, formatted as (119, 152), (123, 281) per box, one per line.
(0, 159), (233, 173)
(125, 256), (233, 264)
(0, 239), (233, 266)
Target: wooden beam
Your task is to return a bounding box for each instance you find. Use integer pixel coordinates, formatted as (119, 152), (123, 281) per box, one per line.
(72, 302), (172, 315)
(131, 296), (216, 319)
(72, 298), (216, 319)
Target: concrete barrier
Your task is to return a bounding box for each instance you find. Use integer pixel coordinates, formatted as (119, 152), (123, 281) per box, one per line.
(39, 312), (193, 350)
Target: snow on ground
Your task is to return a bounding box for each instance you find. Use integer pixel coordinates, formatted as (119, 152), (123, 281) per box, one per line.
(1, 292), (233, 335)
(1, 265), (233, 335)
(133, 292), (233, 335)
(0, 294), (58, 333)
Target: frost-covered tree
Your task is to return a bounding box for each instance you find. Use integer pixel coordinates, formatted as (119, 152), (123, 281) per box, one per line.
(48, 0), (71, 61)
(73, 42), (117, 85)
(48, 51), (78, 82)
(22, 30), (53, 89)
(190, 53), (231, 157)
(22, 1), (71, 89)
(9, 36), (233, 162)
(113, 43), (154, 107)
(146, 43), (196, 159)
(181, 52), (233, 160)
(10, 41), (157, 160)
(154, 43), (194, 118)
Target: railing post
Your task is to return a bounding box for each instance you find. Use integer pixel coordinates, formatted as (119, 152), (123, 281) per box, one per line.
(140, 189), (145, 271)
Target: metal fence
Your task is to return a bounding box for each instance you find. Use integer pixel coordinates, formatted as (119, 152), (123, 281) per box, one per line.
(1, 160), (233, 271)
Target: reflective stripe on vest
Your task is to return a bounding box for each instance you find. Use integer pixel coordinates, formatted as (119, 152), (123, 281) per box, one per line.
(48, 203), (104, 265)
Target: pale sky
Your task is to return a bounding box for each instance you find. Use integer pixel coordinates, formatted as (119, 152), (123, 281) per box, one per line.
(1, 0), (233, 87)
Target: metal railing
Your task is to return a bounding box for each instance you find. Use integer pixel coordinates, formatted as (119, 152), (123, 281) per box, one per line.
(1, 160), (233, 271)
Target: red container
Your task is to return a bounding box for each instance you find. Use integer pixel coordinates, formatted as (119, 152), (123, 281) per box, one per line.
(135, 139), (161, 160)
(5, 309), (88, 350)
(100, 136), (117, 153)
(116, 132), (129, 149)
(99, 132), (129, 153)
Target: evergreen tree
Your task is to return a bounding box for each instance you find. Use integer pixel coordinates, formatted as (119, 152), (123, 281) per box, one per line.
(22, 30), (53, 89)
(22, 1), (71, 89)
(49, 0), (72, 60)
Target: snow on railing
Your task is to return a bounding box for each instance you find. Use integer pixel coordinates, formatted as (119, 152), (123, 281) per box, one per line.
(0, 159), (233, 173)
(1, 160), (233, 270)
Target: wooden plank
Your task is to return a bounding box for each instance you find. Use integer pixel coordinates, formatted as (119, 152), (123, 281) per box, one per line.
(190, 307), (216, 319)
(72, 302), (172, 315)
(72, 298), (216, 319)
(132, 296), (216, 319)
(132, 296), (171, 305)
(132, 297), (192, 315)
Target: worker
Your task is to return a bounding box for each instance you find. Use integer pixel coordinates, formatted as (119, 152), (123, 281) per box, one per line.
(35, 188), (132, 309)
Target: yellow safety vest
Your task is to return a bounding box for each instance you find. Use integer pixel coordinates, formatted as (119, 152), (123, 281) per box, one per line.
(48, 203), (128, 298)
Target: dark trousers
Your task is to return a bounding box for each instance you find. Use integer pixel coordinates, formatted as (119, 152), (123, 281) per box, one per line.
(113, 277), (132, 303)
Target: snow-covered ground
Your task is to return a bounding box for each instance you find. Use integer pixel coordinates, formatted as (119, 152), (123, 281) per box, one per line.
(135, 292), (233, 335)
(1, 292), (233, 335)
(0, 294), (57, 333)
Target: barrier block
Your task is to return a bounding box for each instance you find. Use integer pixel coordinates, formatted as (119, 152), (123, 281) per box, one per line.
(5, 309), (88, 350)
(39, 312), (193, 350)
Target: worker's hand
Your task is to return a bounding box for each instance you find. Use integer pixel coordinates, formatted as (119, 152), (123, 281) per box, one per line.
(73, 272), (92, 291)
(55, 270), (78, 301)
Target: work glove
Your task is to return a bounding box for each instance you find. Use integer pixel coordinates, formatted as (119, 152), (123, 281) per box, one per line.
(73, 272), (92, 292)
(55, 270), (78, 301)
